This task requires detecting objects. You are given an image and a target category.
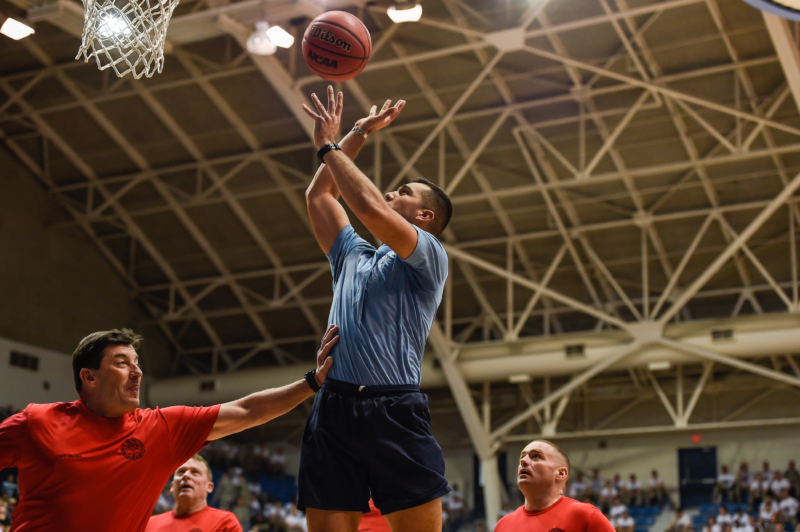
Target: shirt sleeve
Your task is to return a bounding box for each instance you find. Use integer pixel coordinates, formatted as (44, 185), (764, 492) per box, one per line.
(400, 226), (448, 292)
(588, 508), (617, 532)
(159, 404), (221, 467)
(0, 409), (28, 469)
(326, 225), (373, 285)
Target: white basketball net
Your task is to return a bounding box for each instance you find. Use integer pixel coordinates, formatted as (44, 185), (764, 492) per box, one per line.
(76, 0), (180, 79)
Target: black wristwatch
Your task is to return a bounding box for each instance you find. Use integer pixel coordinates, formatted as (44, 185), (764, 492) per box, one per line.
(305, 369), (321, 392)
(317, 143), (341, 164)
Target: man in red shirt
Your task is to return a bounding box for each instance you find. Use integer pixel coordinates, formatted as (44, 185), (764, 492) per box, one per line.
(146, 454), (242, 532)
(0, 326), (338, 532)
(496, 439), (615, 532)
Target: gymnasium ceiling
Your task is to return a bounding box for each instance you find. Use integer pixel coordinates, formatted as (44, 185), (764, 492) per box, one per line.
(2, 0), (800, 396)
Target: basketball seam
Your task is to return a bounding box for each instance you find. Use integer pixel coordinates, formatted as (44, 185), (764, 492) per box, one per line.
(306, 20), (369, 57)
(303, 38), (369, 60)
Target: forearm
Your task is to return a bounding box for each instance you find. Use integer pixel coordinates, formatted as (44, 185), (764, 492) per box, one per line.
(323, 148), (385, 217)
(237, 379), (313, 424)
(209, 380), (314, 440)
(306, 129), (367, 200)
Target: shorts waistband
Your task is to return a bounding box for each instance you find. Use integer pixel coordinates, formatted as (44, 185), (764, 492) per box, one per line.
(321, 378), (420, 397)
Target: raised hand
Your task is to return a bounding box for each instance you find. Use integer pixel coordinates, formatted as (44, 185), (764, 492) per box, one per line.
(314, 324), (339, 386)
(301, 85), (343, 148)
(356, 99), (406, 135)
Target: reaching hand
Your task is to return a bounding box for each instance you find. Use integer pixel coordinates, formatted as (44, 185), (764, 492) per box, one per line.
(302, 85), (343, 149)
(356, 99), (406, 135)
(315, 324), (339, 386)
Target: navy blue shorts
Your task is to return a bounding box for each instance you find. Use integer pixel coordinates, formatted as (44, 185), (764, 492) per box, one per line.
(297, 379), (451, 515)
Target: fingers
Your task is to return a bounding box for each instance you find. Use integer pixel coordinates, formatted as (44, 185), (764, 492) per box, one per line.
(336, 91), (343, 119)
(319, 355), (334, 373)
(326, 85), (335, 115)
(301, 104), (319, 120)
(310, 92), (327, 116)
(317, 334), (339, 364)
(369, 105), (377, 116)
(321, 324), (338, 343)
(381, 99), (391, 113)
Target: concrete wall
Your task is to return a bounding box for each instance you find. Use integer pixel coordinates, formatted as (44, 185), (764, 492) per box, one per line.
(0, 147), (171, 405)
(0, 336), (75, 408)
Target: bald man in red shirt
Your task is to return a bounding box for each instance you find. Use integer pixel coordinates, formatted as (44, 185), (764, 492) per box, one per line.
(496, 439), (615, 532)
(146, 454), (241, 532)
(0, 326), (338, 532)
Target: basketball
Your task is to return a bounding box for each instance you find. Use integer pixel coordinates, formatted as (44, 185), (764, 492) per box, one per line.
(302, 11), (371, 82)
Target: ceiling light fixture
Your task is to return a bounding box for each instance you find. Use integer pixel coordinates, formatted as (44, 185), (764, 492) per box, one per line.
(266, 24), (294, 48)
(247, 21), (278, 55)
(1, 17), (35, 40)
(387, 2), (422, 23)
(96, 14), (132, 38)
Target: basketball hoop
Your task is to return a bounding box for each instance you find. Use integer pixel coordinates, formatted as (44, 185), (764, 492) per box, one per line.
(75, 0), (180, 79)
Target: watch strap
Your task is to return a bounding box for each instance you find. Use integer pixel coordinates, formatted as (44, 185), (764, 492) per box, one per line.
(317, 143), (341, 164)
(304, 369), (321, 392)
(352, 126), (368, 139)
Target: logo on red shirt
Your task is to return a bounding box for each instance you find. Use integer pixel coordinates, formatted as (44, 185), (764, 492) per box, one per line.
(120, 438), (145, 460)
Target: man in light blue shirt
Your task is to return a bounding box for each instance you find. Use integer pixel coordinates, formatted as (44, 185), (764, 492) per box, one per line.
(298, 87), (453, 532)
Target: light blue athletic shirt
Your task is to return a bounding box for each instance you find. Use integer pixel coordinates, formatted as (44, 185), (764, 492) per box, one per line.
(325, 224), (448, 386)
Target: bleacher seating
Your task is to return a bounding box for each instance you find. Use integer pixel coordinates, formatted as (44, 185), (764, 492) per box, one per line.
(626, 506), (662, 532)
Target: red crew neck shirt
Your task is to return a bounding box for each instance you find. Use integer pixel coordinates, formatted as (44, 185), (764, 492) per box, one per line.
(358, 499), (392, 532)
(495, 496), (615, 532)
(0, 399), (220, 532)
(146, 506), (243, 532)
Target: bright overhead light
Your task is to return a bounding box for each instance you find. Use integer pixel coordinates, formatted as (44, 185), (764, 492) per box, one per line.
(647, 361), (671, 371)
(247, 21), (277, 56)
(266, 24), (294, 48)
(387, 3), (422, 23)
(97, 14), (132, 38)
(508, 373), (531, 384)
(1, 18), (35, 40)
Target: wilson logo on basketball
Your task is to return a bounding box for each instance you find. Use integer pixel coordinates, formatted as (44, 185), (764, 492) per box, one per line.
(307, 50), (339, 69)
(120, 438), (145, 460)
(309, 26), (352, 52)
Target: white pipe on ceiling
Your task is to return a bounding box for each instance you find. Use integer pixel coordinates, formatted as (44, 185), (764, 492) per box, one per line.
(147, 313), (800, 406)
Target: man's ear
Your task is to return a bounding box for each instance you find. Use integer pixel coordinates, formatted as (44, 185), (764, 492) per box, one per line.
(207, 481), (214, 495)
(80, 368), (97, 389)
(556, 467), (569, 481)
(416, 208), (434, 223)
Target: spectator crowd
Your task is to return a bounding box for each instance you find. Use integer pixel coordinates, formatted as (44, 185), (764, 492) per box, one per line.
(559, 468), (671, 530)
(668, 460), (800, 532)
(0, 473), (18, 532)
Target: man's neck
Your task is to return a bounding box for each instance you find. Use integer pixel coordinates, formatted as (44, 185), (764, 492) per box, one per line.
(81, 396), (125, 418)
(522, 487), (563, 512)
(174, 499), (207, 517)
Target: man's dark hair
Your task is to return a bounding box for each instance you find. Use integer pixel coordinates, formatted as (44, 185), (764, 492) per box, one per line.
(72, 329), (142, 393)
(413, 177), (453, 237)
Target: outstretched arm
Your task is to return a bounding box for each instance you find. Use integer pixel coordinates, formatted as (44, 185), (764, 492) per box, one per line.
(305, 90), (406, 254)
(208, 325), (338, 441)
(302, 87), (417, 258)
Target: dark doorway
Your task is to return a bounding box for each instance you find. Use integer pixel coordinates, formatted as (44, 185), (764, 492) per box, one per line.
(678, 446), (717, 507)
